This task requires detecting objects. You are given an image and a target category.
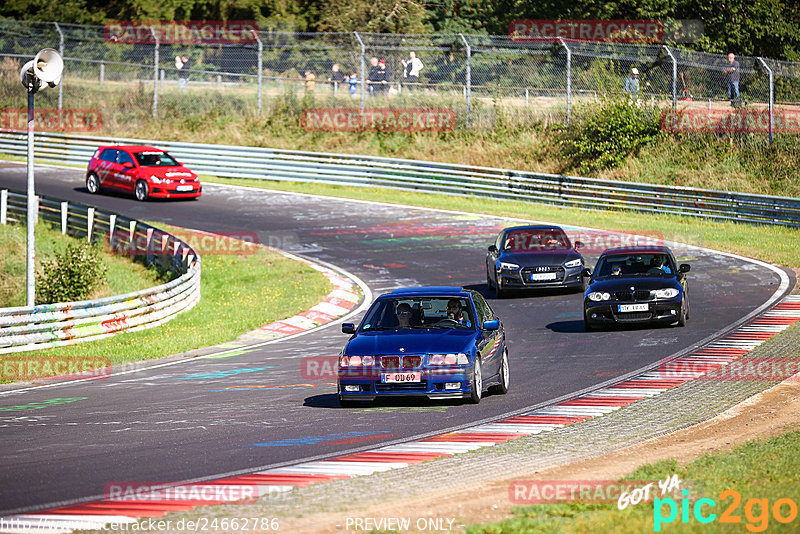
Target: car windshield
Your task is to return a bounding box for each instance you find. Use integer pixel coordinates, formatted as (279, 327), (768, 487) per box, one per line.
(134, 151), (180, 167)
(360, 297), (475, 331)
(503, 228), (571, 252)
(594, 253), (675, 279)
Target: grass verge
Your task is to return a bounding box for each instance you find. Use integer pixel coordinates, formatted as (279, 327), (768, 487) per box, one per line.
(202, 177), (800, 268)
(0, 222), (333, 375)
(0, 221), (160, 308)
(466, 429), (800, 533)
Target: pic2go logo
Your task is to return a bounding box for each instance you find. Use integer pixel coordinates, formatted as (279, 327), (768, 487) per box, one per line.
(654, 489), (799, 532)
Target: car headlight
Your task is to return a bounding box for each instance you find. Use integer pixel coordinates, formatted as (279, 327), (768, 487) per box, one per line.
(339, 355), (374, 367)
(588, 292), (611, 301)
(654, 288), (679, 299)
(498, 262), (520, 271)
(428, 353), (469, 366)
(564, 258), (583, 268)
(150, 175), (166, 184)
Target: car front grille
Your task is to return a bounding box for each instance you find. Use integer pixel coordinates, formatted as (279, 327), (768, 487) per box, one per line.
(380, 355), (422, 369)
(520, 266), (565, 283)
(613, 311), (653, 321)
(614, 290), (653, 301)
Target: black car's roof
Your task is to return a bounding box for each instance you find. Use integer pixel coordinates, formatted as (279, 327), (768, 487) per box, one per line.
(502, 224), (566, 233)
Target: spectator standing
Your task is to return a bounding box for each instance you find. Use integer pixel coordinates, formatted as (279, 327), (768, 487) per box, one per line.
(178, 55), (190, 90)
(624, 67), (640, 100)
(401, 51), (424, 92)
(377, 59), (390, 94)
(304, 70), (316, 93)
(723, 53), (740, 106)
(328, 63), (345, 94)
(366, 57), (380, 96)
(346, 72), (359, 97)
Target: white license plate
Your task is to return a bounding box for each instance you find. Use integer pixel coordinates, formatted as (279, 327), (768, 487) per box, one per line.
(382, 372), (422, 383)
(176, 185), (193, 192)
(618, 303), (649, 312)
(530, 272), (557, 281)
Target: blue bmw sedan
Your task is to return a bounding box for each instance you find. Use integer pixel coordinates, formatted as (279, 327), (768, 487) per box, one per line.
(337, 287), (509, 406)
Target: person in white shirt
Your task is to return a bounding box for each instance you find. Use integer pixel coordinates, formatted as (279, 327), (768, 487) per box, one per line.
(401, 51), (424, 92)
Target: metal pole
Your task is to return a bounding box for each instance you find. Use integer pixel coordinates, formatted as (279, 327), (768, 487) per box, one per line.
(459, 34), (471, 124)
(559, 38), (571, 125)
(253, 30), (263, 116)
(354, 32), (366, 111)
(150, 27), (159, 118)
(758, 57), (774, 145)
(26, 90), (35, 306)
(100, 62), (104, 86)
(662, 45), (677, 112)
(54, 23), (64, 110)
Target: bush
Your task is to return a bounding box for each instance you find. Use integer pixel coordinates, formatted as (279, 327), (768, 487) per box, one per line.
(37, 243), (107, 304)
(561, 96), (663, 173)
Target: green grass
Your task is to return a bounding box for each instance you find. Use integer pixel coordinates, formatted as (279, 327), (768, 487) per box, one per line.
(0, 221), (161, 308)
(0, 222), (333, 376)
(203, 177), (800, 268)
(466, 428), (800, 533)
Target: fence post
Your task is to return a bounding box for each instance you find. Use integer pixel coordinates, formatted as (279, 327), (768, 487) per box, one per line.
(558, 38), (571, 125)
(150, 27), (159, 118)
(0, 190), (6, 224)
(87, 207), (94, 243)
(253, 30), (263, 116)
(60, 201), (68, 234)
(757, 57), (774, 145)
(354, 32), (366, 111)
(109, 213), (116, 248)
(54, 22), (64, 111)
(662, 45), (677, 113)
(100, 62), (104, 86)
(459, 34), (471, 125)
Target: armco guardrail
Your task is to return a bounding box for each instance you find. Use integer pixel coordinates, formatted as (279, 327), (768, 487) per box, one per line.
(0, 132), (799, 227)
(0, 189), (200, 354)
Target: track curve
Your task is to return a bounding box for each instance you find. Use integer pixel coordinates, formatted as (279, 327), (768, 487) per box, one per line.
(0, 162), (791, 514)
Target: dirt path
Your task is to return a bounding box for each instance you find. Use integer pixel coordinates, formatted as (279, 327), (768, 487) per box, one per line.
(279, 376), (800, 533)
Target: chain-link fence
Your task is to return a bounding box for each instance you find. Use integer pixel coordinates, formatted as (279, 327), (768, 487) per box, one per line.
(1, 18), (799, 142)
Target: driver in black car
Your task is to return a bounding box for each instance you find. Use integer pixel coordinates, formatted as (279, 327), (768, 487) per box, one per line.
(648, 255), (672, 275)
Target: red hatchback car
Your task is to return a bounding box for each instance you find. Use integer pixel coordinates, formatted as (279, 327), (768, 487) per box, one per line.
(86, 145), (202, 201)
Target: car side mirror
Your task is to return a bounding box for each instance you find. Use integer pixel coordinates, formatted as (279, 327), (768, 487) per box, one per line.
(581, 268), (592, 278)
(122, 161), (134, 168)
(574, 241), (584, 250)
(341, 323), (356, 334)
(487, 245), (497, 254)
(482, 319), (500, 331)
(679, 264), (691, 273)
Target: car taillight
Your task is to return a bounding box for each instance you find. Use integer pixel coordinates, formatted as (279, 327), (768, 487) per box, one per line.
(339, 355), (349, 367)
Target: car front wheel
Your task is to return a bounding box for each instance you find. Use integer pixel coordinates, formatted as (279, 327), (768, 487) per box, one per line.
(468, 356), (482, 404)
(677, 299), (688, 327)
(134, 180), (149, 201)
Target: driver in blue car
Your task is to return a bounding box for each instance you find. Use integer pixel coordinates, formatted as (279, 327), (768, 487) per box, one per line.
(395, 302), (413, 328)
(447, 299), (471, 327)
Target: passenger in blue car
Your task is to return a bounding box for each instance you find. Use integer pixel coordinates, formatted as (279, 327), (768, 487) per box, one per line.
(447, 299), (472, 327)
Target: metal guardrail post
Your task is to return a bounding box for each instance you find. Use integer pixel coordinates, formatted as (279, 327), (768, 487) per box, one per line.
(60, 201), (68, 234)
(662, 45), (677, 113)
(150, 27), (159, 119)
(757, 57), (774, 145)
(253, 30), (263, 116)
(0, 189), (6, 224)
(558, 38), (571, 125)
(54, 22), (64, 111)
(459, 34), (471, 124)
(354, 32), (366, 112)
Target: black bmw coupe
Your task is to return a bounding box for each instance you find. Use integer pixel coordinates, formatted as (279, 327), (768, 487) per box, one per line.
(583, 246), (690, 330)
